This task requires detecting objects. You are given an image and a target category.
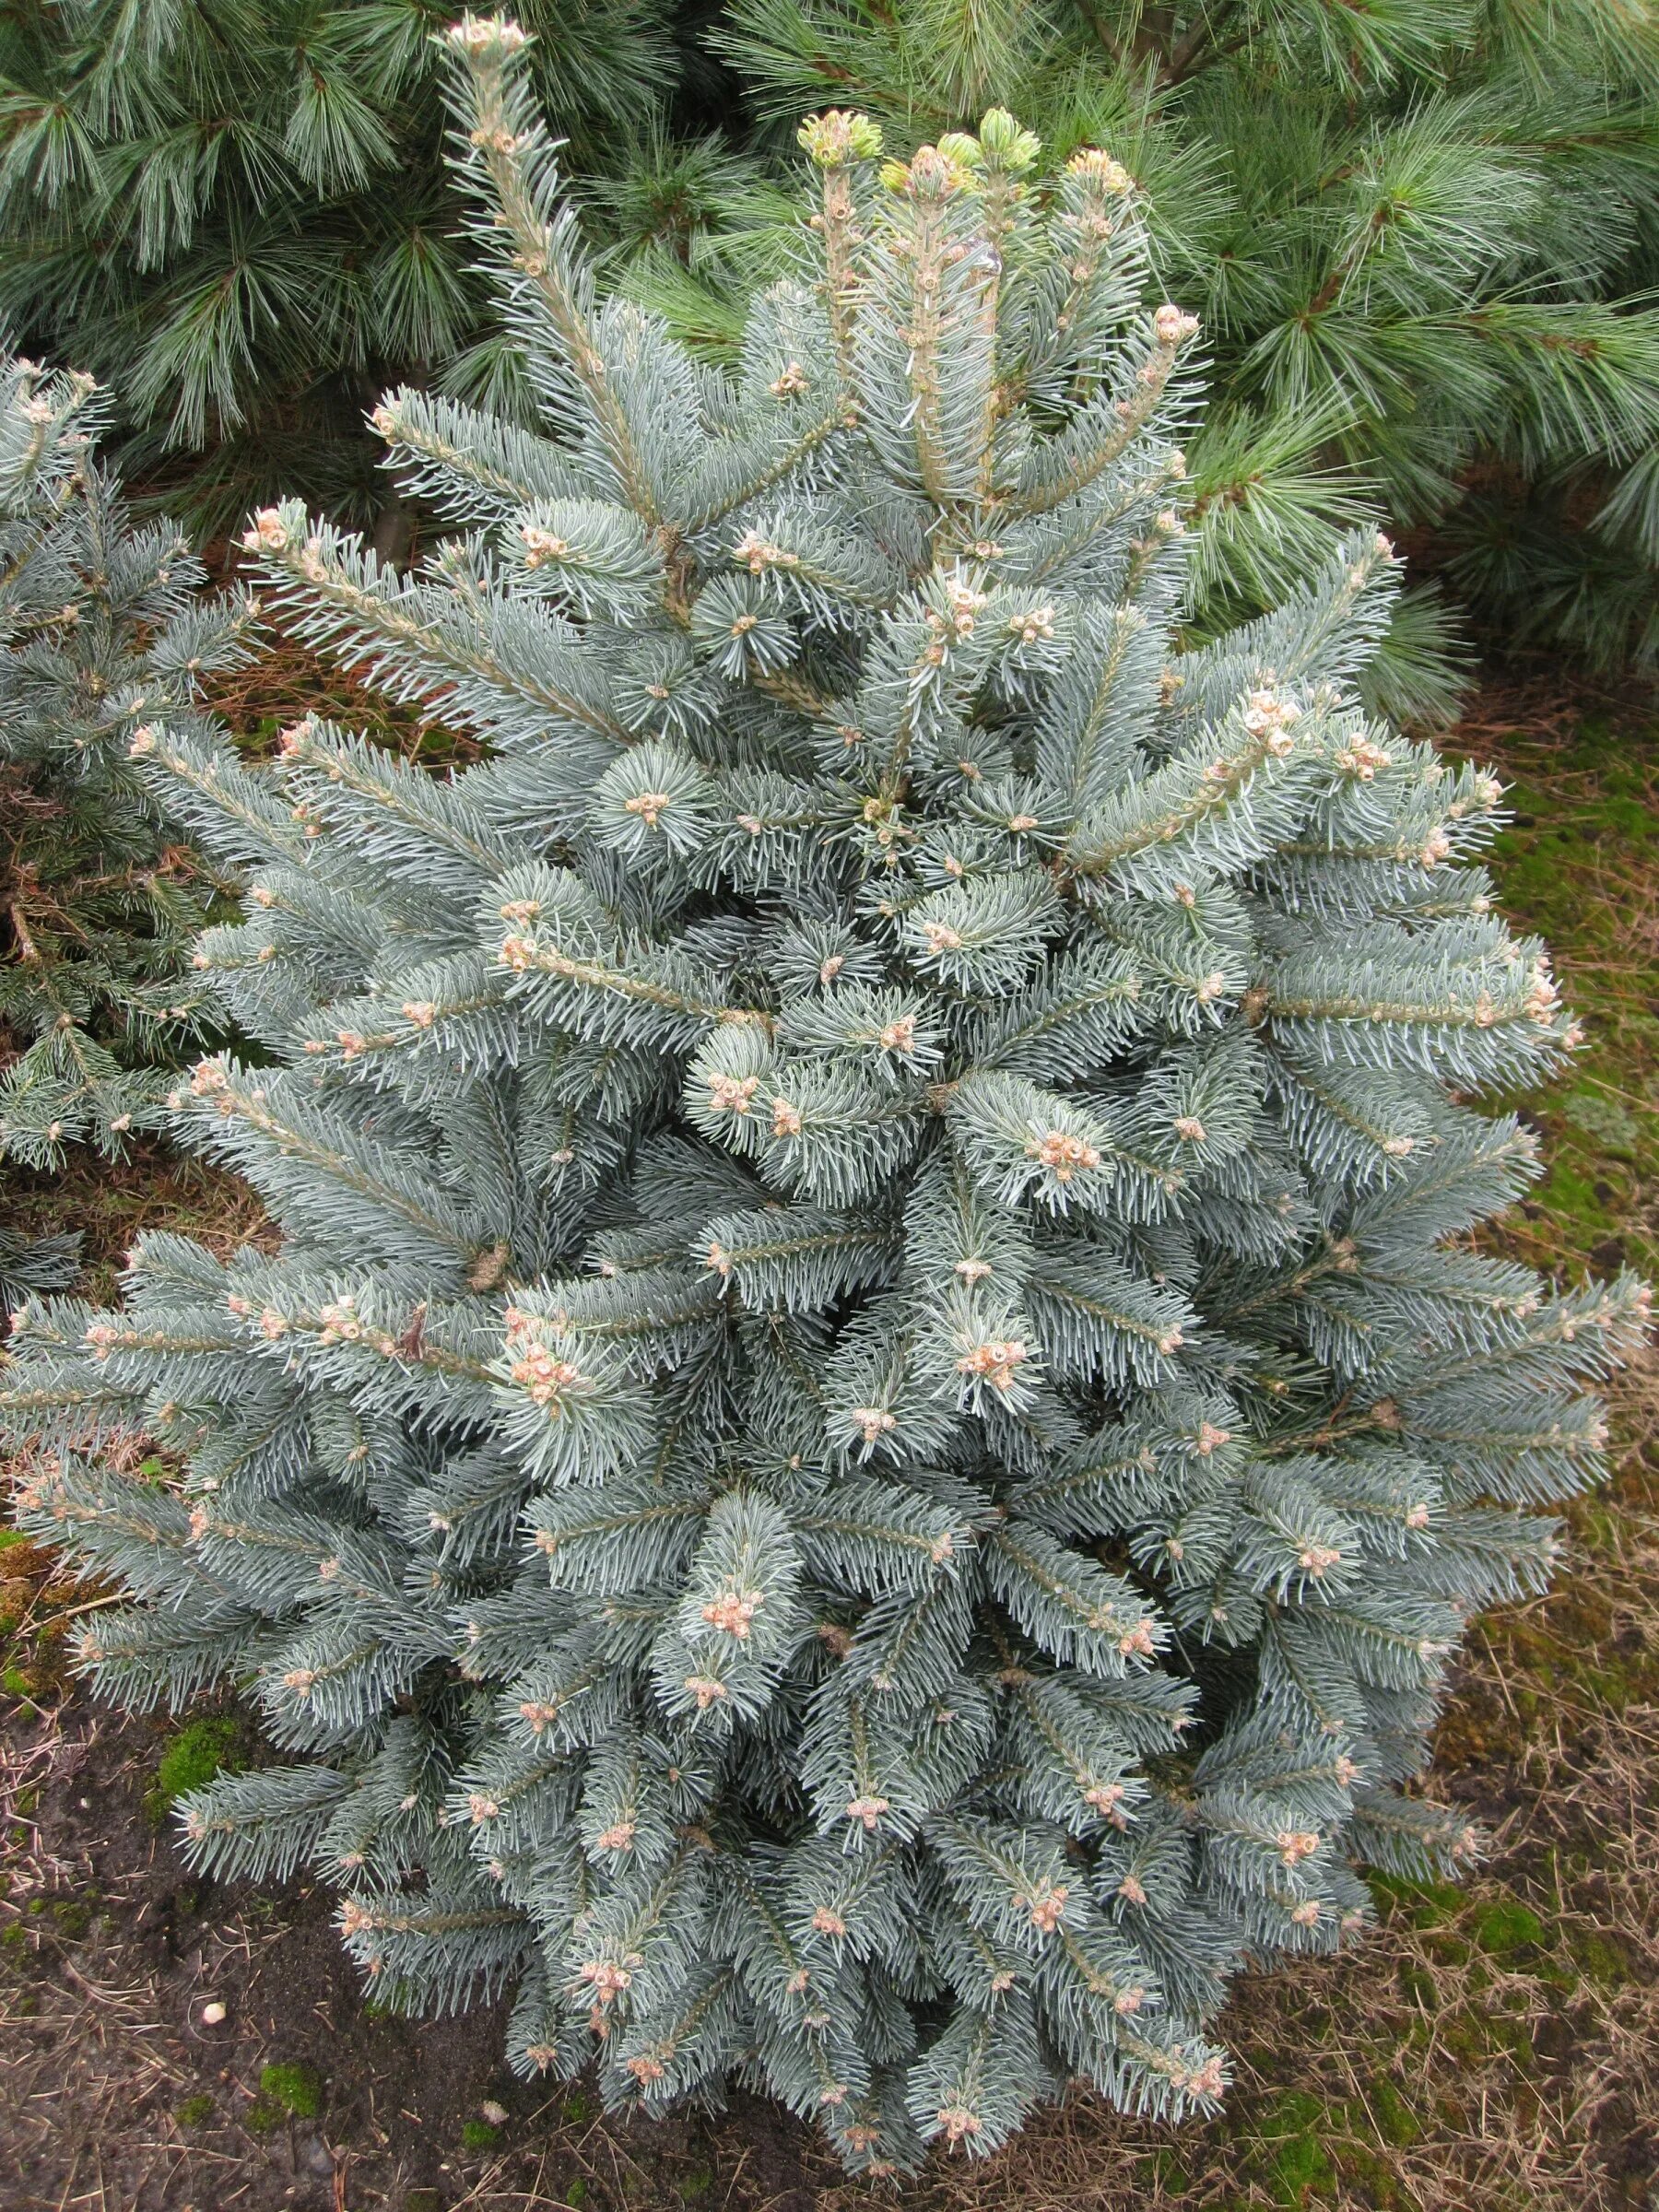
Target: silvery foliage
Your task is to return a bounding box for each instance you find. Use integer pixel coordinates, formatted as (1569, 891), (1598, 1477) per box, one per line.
(5, 20), (1648, 2174)
(0, 356), (251, 1168)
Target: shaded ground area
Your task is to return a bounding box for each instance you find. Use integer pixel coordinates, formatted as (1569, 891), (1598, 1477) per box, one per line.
(2, 668), (1656, 2212)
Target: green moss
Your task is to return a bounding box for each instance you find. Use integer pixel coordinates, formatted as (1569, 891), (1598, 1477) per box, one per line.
(1468, 1900), (1545, 1958)
(1440, 2013), (1488, 2062)
(174, 2093), (216, 2128)
(1533, 1159), (1616, 1238)
(257, 2059), (323, 2119)
(404, 2194), (443, 2212)
(561, 2091), (592, 2124)
(243, 2098), (283, 2134)
(1571, 1931), (1631, 1987)
(678, 2166), (713, 2199)
(50, 1900), (90, 1937)
(567, 2183), (589, 2206)
(1343, 2147), (1403, 2206)
(462, 2119), (500, 2150)
(1366, 2076), (1421, 2147)
(1270, 2133), (1337, 2205)
(1253, 2092), (1338, 2208)
(1143, 2147), (1191, 2187)
(1572, 1657), (1637, 1711)
(1573, 1502), (1620, 1552)
(0, 1528), (28, 1552)
(1570, 712), (1615, 749)
(1438, 1998), (1535, 2068)
(1425, 1931), (1472, 1965)
(1370, 1874), (1465, 1929)
(144, 1715), (243, 1826)
(1560, 1088), (1647, 1159)
(1595, 794), (1653, 838)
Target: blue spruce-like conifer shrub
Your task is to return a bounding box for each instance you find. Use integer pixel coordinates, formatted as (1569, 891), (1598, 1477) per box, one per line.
(5, 17), (1650, 2171)
(0, 359), (253, 1166)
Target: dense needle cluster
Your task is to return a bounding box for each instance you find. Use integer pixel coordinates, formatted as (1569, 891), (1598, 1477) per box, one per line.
(718, 0), (1659, 674)
(4, 21), (1648, 2171)
(0, 0), (711, 525)
(0, 355), (248, 1176)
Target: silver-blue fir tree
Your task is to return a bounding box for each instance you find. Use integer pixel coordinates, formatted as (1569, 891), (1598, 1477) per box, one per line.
(5, 19), (1649, 2173)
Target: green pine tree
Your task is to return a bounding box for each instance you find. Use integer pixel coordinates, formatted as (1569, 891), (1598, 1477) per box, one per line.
(0, 352), (251, 1181)
(711, 0), (1659, 673)
(5, 29), (1648, 2172)
(0, 0), (774, 531)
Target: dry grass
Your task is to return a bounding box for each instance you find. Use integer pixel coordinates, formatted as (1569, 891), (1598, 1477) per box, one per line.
(200, 621), (479, 771)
